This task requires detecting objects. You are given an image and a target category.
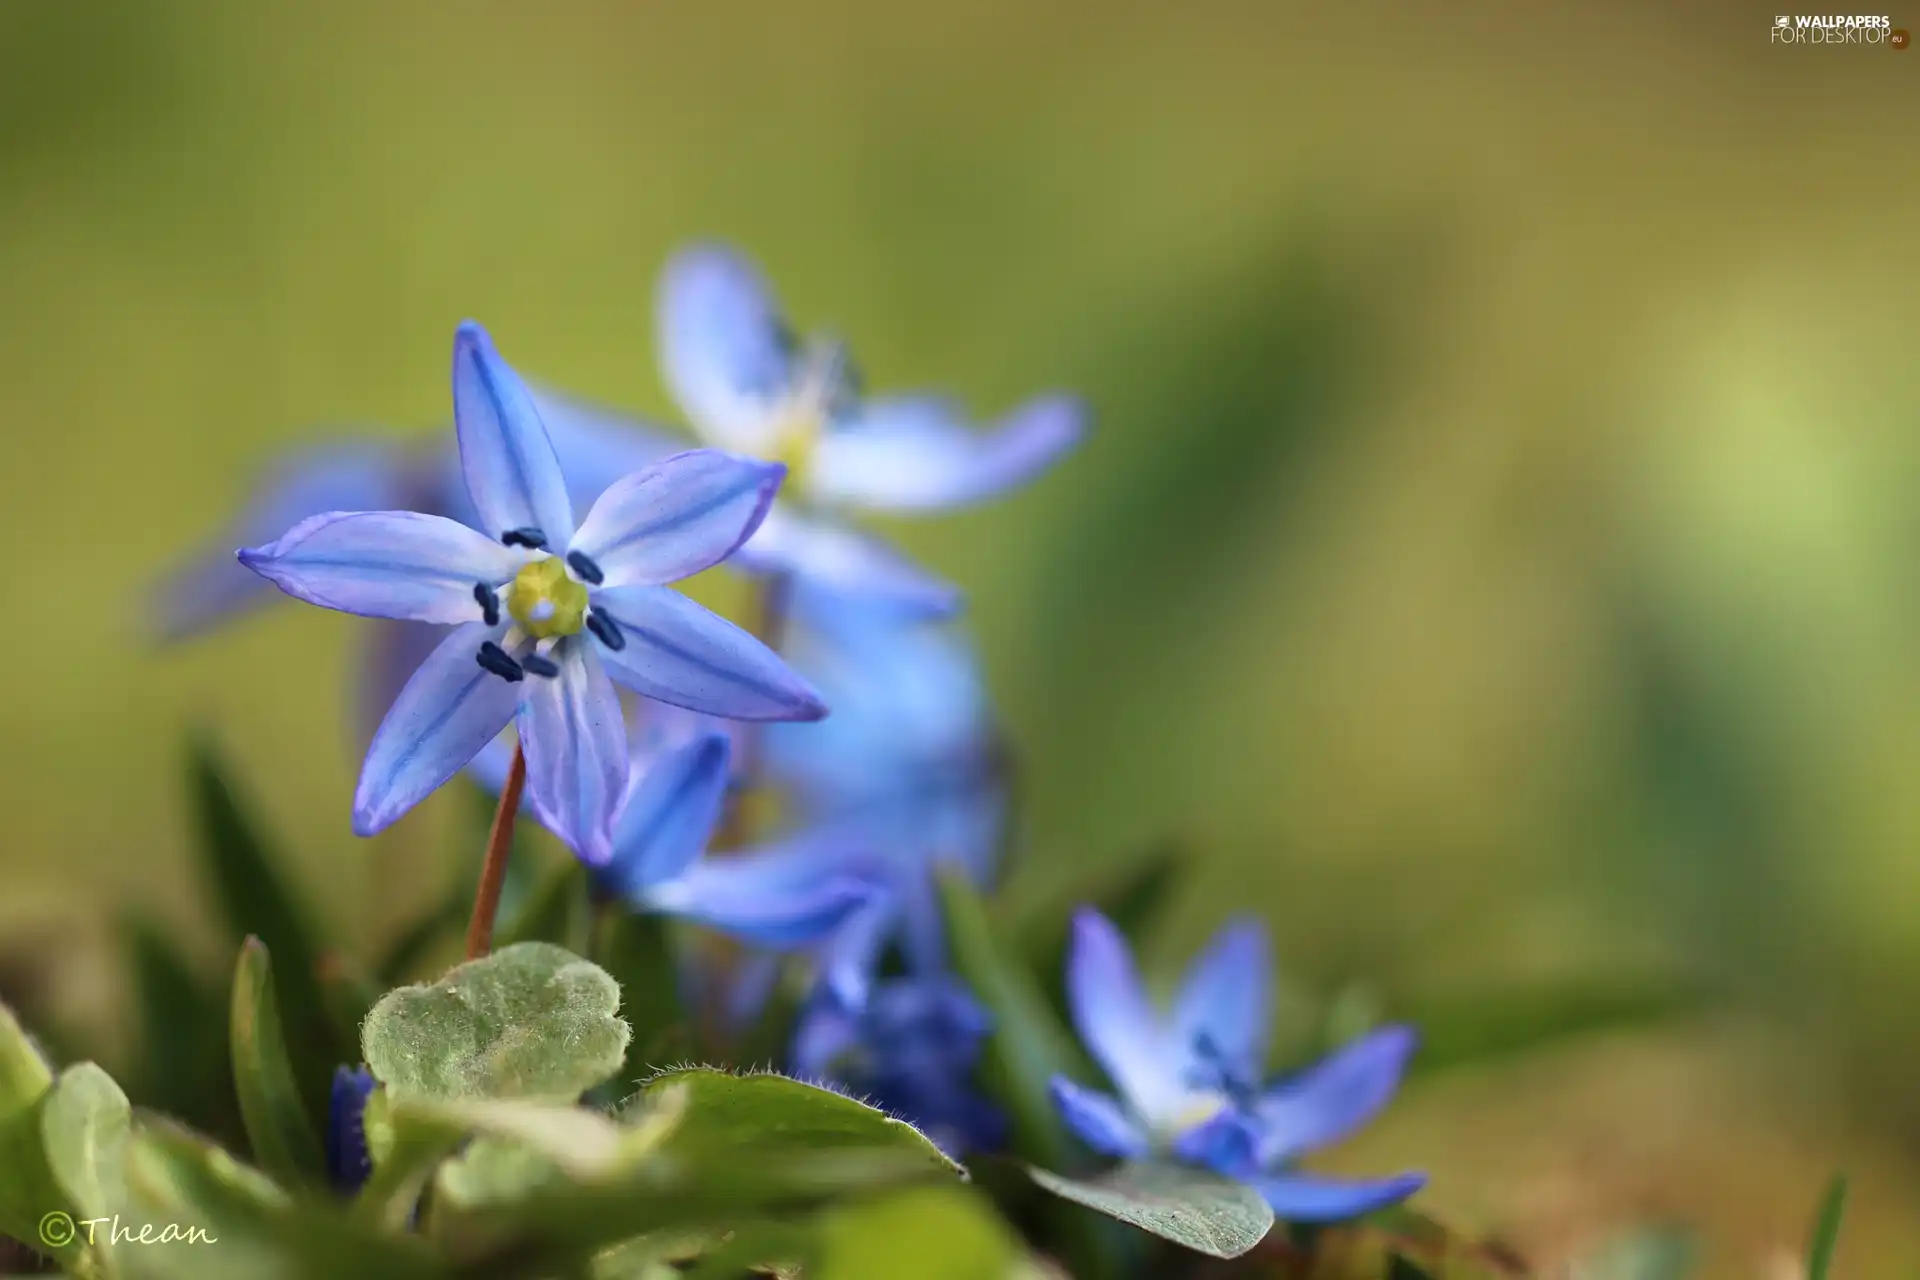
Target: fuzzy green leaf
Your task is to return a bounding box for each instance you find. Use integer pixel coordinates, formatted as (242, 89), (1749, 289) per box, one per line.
(230, 938), (325, 1190)
(1029, 1161), (1273, 1259)
(361, 943), (630, 1103)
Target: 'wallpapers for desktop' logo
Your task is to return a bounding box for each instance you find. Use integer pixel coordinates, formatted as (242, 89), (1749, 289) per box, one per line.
(1771, 14), (1908, 44)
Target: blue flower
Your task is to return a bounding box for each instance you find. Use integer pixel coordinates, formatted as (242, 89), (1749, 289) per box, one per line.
(238, 322), (826, 859)
(326, 1066), (375, 1194)
(582, 718), (876, 948)
(749, 594), (1006, 1005)
(1049, 909), (1425, 1223)
(657, 244), (1086, 615)
(791, 976), (1005, 1158)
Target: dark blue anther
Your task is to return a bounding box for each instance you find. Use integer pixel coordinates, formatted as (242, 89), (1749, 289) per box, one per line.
(584, 610), (625, 651)
(565, 550), (604, 585)
(475, 642), (523, 682)
(473, 582), (501, 627)
(521, 652), (560, 678)
(501, 527), (547, 549)
(1185, 1032), (1258, 1107)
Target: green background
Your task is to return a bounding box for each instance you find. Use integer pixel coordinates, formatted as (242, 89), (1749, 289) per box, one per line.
(2, 2), (1917, 1273)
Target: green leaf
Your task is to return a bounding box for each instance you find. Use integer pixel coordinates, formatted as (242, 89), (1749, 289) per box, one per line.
(1403, 973), (1718, 1078)
(41, 1064), (131, 1222)
(361, 943), (630, 1102)
(1806, 1175), (1848, 1280)
(123, 915), (228, 1130)
(935, 871), (1085, 1172)
(123, 1121), (444, 1280)
(592, 907), (681, 1086)
(627, 1067), (963, 1179)
(229, 938), (325, 1190)
(1028, 1161), (1273, 1260)
(0, 1004), (60, 1261)
(810, 1187), (1024, 1279)
(189, 737), (328, 1111)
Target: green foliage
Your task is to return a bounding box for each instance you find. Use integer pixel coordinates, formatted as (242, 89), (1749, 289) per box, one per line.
(361, 943), (631, 1103)
(808, 1186), (1027, 1279)
(591, 907), (682, 1087)
(625, 1067), (964, 1179)
(1028, 1161), (1274, 1260)
(1805, 1174), (1848, 1280)
(229, 938), (325, 1192)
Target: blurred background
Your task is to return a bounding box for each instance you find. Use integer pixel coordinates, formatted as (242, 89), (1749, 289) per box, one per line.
(2, 1), (1917, 1273)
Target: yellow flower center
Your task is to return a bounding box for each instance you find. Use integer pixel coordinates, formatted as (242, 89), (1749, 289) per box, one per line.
(1168, 1092), (1230, 1136)
(506, 557), (588, 639)
(761, 339), (850, 496)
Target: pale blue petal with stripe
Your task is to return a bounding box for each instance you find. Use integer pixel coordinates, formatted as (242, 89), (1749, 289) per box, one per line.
(238, 510), (526, 624)
(1048, 1076), (1151, 1160)
(568, 450), (784, 588)
(1252, 1026), (1418, 1166)
(1066, 908), (1183, 1125)
(353, 619), (520, 835)
(1247, 1172), (1425, 1223)
(451, 321), (574, 544)
(656, 243), (796, 452)
(730, 504), (962, 618)
(516, 640), (628, 865)
(155, 437), (407, 640)
(1171, 917), (1272, 1087)
(587, 583), (827, 721)
(597, 733), (733, 896)
(643, 857), (873, 948)
(810, 393), (1086, 512)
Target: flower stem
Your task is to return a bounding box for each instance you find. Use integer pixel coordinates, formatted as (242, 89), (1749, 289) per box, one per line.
(464, 744), (526, 961)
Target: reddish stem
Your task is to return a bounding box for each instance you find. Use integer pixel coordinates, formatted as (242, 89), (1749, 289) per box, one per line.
(464, 744), (526, 961)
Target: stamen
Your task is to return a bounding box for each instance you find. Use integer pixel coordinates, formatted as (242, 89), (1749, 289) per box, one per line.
(1186, 1032), (1258, 1106)
(585, 611), (625, 651)
(521, 652), (560, 679)
(501, 527), (548, 549)
(473, 583), (501, 627)
(566, 550), (604, 585)
(475, 642), (523, 682)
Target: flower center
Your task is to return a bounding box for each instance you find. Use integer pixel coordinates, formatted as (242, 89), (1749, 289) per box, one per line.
(506, 557), (588, 639)
(1168, 1091), (1231, 1137)
(764, 340), (855, 494)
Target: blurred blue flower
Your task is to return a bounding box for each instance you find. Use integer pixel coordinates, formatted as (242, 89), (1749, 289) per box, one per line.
(792, 976), (1005, 1158)
(1049, 909), (1425, 1223)
(657, 244), (1086, 614)
(238, 321), (825, 858)
(326, 1066), (375, 1195)
(749, 592), (1006, 1005)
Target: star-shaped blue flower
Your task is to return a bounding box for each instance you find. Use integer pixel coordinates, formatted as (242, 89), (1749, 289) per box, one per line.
(238, 322), (826, 859)
(657, 244), (1086, 614)
(1050, 909), (1425, 1223)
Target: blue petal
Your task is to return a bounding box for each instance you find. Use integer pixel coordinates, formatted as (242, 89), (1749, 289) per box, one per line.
(643, 856), (874, 948)
(354, 620), (521, 835)
(656, 243), (796, 452)
(821, 893), (899, 1011)
(154, 437), (409, 641)
(1246, 1172), (1425, 1223)
(357, 620), (447, 755)
(810, 394), (1086, 512)
(587, 583), (827, 721)
(730, 506), (962, 618)
(569, 450), (784, 588)
(1254, 1026), (1418, 1166)
(528, 382), (687, 516)
(1066, 908), (1182, 1123)
(598, 733), (733, 896)
(239, 511), (524, 624)
(452, 321), (575, 545)
(516, 641), (629, 864)
(790, 987), (862, 1081)
(1048, 1076), (1150, 1160)
(1171, 917), (1272, 1087)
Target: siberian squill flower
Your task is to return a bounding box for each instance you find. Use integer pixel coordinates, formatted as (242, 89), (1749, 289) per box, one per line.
(571, 718), (875, 948)
(1050, 909), (1425, 1222)
(657, 243), (1085, 614)
(791, 975), (1004, 1158)
(327, 1066), (375, 1194)
(746, 592), (1006, 1004)
(238, 322), (825, 859)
